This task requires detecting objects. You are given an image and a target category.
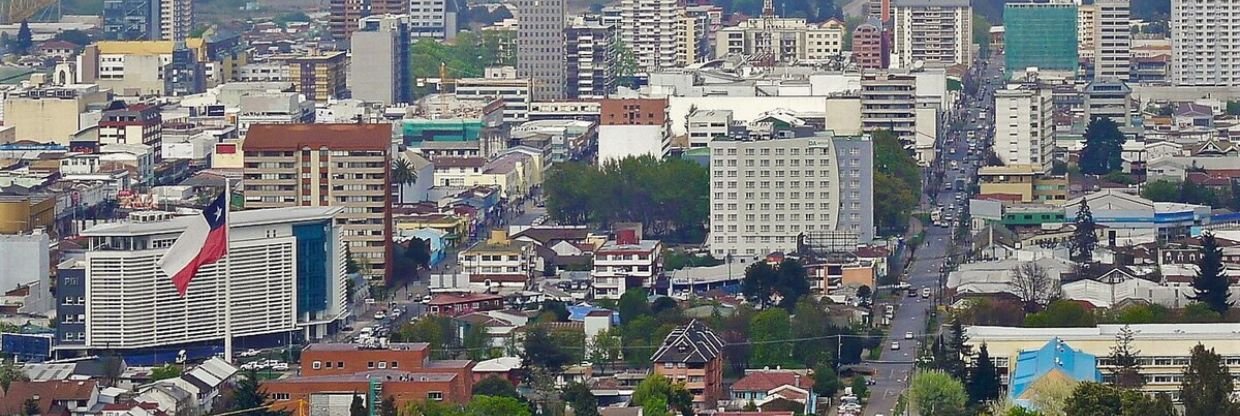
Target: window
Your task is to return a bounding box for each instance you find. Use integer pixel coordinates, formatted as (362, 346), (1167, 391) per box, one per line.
(428, 392), (444, 401)
(338, 361), (344, 368)
(312, 361), (322, 369)
(273, 393), (291, 400)
(391, 361), (399, 368)
(368, 361), (375, 369)
(378, 361), (388, 369)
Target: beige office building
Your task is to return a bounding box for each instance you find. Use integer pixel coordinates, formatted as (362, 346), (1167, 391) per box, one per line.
(2, 85), (111, 144)
(242, 124), (393, 281)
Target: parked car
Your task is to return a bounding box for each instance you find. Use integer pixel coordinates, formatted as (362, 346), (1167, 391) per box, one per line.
(271, 362), (290, 371)
(239, 349), (260, 357)
(421, 295), (433, 304)
(891, 342), (901, 351)
(374, 311), (387, 320)
(922, 288), (931, 298)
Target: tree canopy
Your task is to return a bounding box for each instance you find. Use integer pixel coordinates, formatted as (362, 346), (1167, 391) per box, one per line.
(741, 258), (810, 310)
(908, 370), (968, 416)
(1024, 300), (1096, 328)
(544, 156), (708, 241)
(632, 374), (693, 416)
(1070, 200), (1099, 264)
(1064, 382), (1175, 416)
(748, 308), (794, 368)
(1107, 325), (1144, 389)
(1078, 117), (1126, 175)
(1180, 344), (1237, 416)
(967, 344), (1000, 404)
(873, 130), (922, 235)
(1190, 232), (1233, 315)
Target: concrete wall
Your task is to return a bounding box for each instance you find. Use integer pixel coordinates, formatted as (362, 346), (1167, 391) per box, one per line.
(599, 125), (666, 162)
(0, 233), (49, 291)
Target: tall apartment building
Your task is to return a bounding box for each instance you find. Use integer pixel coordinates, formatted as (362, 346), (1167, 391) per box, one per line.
(706, 131), (875, 259)
(242, 124), (393, 282)
(329, 0), (367, 41)
(851, 18), (888, 70)
(61, 207), (347, 356)
(620, 0), (682, 71)
(891, 0), (972, 68)
(715, 18), (846, 64)
(677, 12), (699, 66)
(994, 86), (1054, 174)
(288, 52), (349, 102)
(102, 0), (159, 40)
(159, 0), (192, 42)
(350, 14), (412, 105)
(410, 0), (457, 39)
(1004, 3), (1077, 78)
(598, 98), (671, 163)
(1093, 0), (1131, 81)
(1084, 79), (1132, 127)
(565, 22), (618, 99)
(1077, 4), (1097, 61)
(685, 5), (723, 61)
(515, 0), (566, 101)
(860, 71), (917, 143)
(1172, 0), (1240, 86)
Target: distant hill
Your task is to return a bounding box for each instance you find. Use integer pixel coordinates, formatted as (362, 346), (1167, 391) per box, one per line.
(974, 0), (1169, 24)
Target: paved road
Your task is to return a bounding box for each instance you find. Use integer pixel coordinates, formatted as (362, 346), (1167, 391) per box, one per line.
(862, 53), (1004, 416)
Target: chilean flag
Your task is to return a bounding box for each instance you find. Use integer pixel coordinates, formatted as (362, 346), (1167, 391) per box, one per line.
(158, 192), (229, 297)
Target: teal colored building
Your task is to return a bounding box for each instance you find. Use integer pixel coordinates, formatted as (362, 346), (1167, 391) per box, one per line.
(399, 119), (483, 145)
(1003, 3), (1078, 78)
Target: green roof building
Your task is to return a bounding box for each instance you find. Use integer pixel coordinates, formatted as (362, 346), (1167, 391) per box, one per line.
(1003, 2), (1078, 78)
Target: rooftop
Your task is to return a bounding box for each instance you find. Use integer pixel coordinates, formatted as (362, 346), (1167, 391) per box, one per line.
(244, 124), (390, 151)
(270, 370), (456, 383)
(304, 342), (430, 352)
(968, 323), (1240, 341)
(81, 207), (342, 237)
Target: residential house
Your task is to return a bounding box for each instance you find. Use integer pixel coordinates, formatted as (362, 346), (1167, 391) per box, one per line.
(0, 380), (101, 415)
(457, 230), (538, 291)
(650, 320), (725, 409)
(148, 357), (237, 412)
(426, 293), (505, 316)
(591, 230), (663, 299)
(729, 368), (814, 408)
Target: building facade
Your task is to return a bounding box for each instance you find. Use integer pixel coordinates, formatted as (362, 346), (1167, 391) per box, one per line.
(1171, 0), (1240, 86)
(410, 0), (457, 39)
(565, 22), (618, 99)
(159, 0), (192, 41)
(1003, 3), (1077, 78)
(61, 207), (347, 356)
(329, 0), (368, 41)
(619, 0), (683, 71)
(597, 98), (671, 163)
(994, 86), (1054, 174)
(1077, 4), (1097, 61)
(1093, 0), (1131, 81)
(860, 71), (917, 143)
(99, 103), (163, 161)
(288, 52), (349, 102)
(851, 18), (887, 70)
(350, 14), (412, 105)
(1084, 79), (1132, 126)
(591, 231), (663, 299)
(707, 131), (875, 258)
(242, 124), (393, 281)
(891, 0), (972, 68)
(714, 18), (846, 65)
(651, 320), (725, 409)
(102, 0), (159, 40)
(515, 0), (566, 101)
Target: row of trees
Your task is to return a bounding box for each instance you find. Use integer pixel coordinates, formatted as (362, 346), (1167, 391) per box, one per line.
(873, 130), (923, 235)
(544, 156), (708, 241)
(1143, 179), (1240, 213)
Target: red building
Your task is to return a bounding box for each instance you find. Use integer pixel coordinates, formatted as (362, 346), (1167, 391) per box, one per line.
(650, 320), (725, 409)
(851, 18), (889, 70)
(426, 293), (504, 316)
(265, 343), (473, 413)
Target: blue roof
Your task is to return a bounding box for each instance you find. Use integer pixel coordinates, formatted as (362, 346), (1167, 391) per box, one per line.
(1008, 337), (1102, 401)
(567, 303), (620, 325)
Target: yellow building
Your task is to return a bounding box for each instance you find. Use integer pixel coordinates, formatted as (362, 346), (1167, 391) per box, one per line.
(978, 166), (1069, 205)
(2, 85), (111, 144)
(967, 324), (1240, 400)
(394, 213), (469, 241)
(0, 195), (56, 234)
(81, 39), (248, 94)
(287, 52), (348, 102)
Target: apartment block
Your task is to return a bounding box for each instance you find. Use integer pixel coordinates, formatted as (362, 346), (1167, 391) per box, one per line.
(159, 0), (192, 42)
(851, 18), (887, 70)
(620, 0), (683, 71)
(350, 14), (412, 105)
(288, 52), (348, 102)
(515, 0), (566, 101)
(686, 109), (733, 148)
(99, 102), (163, 161)
(891, 0), (972, 68)
(860, 71), (917, 143)
(651, 320), (725, 409)
(1077, 5), (1097, 61)
(714, 18), (846, 64)
(1093, 0), (1131, 81)
(64, 207), (347, 355)
(1084, 79), (1132, 127)
(994, 86), (1054, 174)
(598, 98), (671, 163)
(410, 0), (457, 39)
(329, 0), (368, 41)
(565, 22), (618, 99)
(242, 124), (393, 281)
(1003, 2), (1077, 78)
(1172, 0), (1240, 86)
(2, 85), (110, 145)
(454, 71), (532, 123)
(706, 131), (875, 259)
(591, 230), (663, 299)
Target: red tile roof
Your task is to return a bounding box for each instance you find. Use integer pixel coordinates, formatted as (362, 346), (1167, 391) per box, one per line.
(244, 124), (390, 151)
(730, 370), (814, 393)
(0, 380), (97, 416)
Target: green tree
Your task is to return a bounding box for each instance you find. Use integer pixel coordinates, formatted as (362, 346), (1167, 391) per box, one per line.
(813, 365), (841, 397)
(150, 364), (181, 381)
(850, 376), (869, 399)
(1064, 382), (1178, 416)
(632, 374), (693, 416)
(392, 157), (417, 203)
(1070, 200), (1099, 263)
(562, 382), (599, 416)
(749, 308), (793, 367)
(791, 298), (836, 368)
(945, 318), (972, 381)
(1027, 376), (1078, 416)
(396, 316), (450, 347)
(0, 358), (29, 392)
(872, 130), (922, 235)
(351, 394), (368, 416)
(1227, 101), (1240, 116)
(14, 21), (31, 55)
(543, 157), (708, 240)
(521, 325), (572, 373)
(1025, 300), (1096, 328)
(379, 396), (398, 416)
(1181, 301), (1224, 323)
(741, 259), (809, 310)
(908, 370), (968, 416)
(1180, 344), (1236, 416)
(1107, 325), (1144, 389)
(618, 288), (651, 323)
(588, 327), (623, 370)
(967, 344), (1000, 404)
(472, 376), (518, 398)
(1190, 232), (1233, 315)
(1078, 117), (1126, 175)
(21, 398), (37, 416)
(52, 29), (92, 45)
(232, 369), (289, 415)
(465, 396), (531, 416)
(539, 300), (570, 322)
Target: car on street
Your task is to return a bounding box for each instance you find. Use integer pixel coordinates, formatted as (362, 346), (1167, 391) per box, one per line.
(239, 349), (260, 357)
(908, 289), (918, 297)
(421, 295), (433, 304)
(272, 362), (290, 371)
(905, 331), (914, 339)
(922, 288), (931, 298)
(890, 341), (900, 350)
(374, 311), (387, 320)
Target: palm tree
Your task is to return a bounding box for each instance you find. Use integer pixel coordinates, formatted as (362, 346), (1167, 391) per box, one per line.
(392, 157), (417, 203)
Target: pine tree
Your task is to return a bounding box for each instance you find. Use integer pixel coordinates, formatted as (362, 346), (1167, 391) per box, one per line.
(231, 369), (289, 416)
(967, 344), (1000, 404)
(1189, 232), (1233, 315)
(14, 21), (31, 55)
(1079, 117), (1126, 175)
(1070, 199), (1099, 263)
(946, 318), (971, 381)
(1180, 344), (1236, 416)
(379, 396), (397, 416)
(349, 394), (368, 416)
(1108, 324), (1144, 389)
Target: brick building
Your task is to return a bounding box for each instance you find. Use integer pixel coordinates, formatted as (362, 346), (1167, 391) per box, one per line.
(650, 319), (725, 409)
(265, 343), (473, 412)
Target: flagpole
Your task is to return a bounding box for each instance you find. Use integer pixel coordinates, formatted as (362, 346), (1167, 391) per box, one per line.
(224, 178), (234, 364)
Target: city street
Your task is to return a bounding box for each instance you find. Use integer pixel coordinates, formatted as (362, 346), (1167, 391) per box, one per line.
(863, 53), (1004, 415)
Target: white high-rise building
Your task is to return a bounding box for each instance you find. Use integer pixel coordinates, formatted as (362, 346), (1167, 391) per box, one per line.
(994, 86), (1054, 174)
(1077, 4), (1097, 61)
(707, 131), (875, 259)
(891, 0), (972, 68)
(1172, 0), (1240, 86)
(619, 0), (683, 71)
(1093, 0), (1131, 81)
(73, 207), (348, 352)
(409, 0), (458, 39)
(159, 0), (192, 42)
